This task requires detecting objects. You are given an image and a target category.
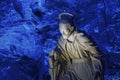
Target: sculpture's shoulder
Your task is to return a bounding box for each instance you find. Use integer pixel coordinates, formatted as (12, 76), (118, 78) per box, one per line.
(57, 36), (66, 45)
(57, 36), (67, 51)
(75, 32), (90, 43)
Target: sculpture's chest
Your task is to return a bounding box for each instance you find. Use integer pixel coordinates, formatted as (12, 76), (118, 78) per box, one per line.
(64, 39), (82, 59)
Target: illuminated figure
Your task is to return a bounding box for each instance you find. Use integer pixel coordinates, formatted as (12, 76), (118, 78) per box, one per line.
(49, 12), (103, 80)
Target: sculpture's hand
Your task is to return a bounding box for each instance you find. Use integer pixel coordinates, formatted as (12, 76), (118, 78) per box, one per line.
(49, 49), (61, 80)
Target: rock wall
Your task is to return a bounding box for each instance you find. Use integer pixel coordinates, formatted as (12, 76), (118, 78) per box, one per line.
(0, 0), (120, 80)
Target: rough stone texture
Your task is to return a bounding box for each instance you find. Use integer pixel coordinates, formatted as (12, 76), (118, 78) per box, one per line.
(0, 0), (120, 80)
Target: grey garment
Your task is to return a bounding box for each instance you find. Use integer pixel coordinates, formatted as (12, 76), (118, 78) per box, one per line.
(91, 56), (104, 80)
(62, 70), (78, 80)
(61, 57), (104, 80)
(50, 31), (104, 80)
(62, 58), (94, 80)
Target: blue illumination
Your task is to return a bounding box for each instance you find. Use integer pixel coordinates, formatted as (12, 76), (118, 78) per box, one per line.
(0, 0), (120, 80)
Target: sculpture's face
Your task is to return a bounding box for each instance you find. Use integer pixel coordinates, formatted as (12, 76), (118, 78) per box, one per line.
(59, 23), (72, 39)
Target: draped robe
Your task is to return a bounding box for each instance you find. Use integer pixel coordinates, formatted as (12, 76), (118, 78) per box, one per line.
(49, 31), (103, 80)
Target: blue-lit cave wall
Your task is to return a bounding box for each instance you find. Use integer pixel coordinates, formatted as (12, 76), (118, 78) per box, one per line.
(0, 0), (120, 80)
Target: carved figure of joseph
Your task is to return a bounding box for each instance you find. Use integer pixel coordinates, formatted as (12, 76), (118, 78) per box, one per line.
(49, 12), (103, 80)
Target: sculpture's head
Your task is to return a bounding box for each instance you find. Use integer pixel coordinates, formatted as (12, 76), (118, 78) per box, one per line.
(59, 12), (75, 39)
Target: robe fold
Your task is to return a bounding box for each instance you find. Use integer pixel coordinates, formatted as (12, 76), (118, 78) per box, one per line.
(49, 31), (103, 80)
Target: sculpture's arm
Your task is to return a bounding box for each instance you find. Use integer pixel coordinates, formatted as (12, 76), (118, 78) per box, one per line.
(77, 33), (100, 56)
(77, 33), (104, 79)
(49, 48), (62, 80)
